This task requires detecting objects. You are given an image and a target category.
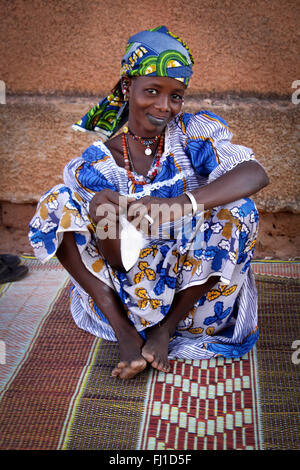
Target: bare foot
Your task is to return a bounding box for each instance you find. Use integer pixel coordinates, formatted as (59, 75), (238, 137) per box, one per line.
(142, 324), (171, 373)
(111, 337), (147, 379)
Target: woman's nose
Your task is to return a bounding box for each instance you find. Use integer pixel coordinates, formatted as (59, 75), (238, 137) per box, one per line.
(155, 94), (170, 112)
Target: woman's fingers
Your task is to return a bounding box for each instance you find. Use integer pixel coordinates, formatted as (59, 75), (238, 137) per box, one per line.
(91, 193), (187, 237)
(127, 201), (152, 234)
(90, 190), (122, 222)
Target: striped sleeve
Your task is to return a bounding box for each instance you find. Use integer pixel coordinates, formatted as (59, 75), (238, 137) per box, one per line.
(185, 111), (256, 181)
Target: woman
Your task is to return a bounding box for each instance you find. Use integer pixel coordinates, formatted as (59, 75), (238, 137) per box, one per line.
(29, 26), (269, 379)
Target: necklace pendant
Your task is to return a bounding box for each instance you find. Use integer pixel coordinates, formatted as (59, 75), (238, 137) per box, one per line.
(145, 147), (152, 156)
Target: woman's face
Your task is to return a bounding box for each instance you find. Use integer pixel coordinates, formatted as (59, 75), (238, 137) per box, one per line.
(125, 76), (186, 136)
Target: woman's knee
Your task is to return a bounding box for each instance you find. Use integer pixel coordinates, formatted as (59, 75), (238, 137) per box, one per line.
(211, 197), (259, 228)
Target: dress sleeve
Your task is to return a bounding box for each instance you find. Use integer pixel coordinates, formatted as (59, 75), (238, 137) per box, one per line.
(63, 141), (117, 202)
(184, 111), (257, 182)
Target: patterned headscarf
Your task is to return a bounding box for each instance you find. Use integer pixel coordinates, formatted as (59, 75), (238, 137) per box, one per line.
(72, 26), (194, 140)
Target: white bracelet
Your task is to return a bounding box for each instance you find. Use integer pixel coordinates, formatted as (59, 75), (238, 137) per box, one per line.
(143, 214), (154, 225)
(185, 191), (198, 216)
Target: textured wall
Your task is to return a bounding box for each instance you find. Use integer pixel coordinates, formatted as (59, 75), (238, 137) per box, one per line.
(1, 0), (299, 95)
(1, 95), (299, 212)
(0, 0), (299, 213)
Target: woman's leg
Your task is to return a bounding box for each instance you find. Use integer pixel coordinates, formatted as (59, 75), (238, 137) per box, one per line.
(142, 275), (220, 372)
(57, 232), (147, 379)
(142, 197), (259, 370)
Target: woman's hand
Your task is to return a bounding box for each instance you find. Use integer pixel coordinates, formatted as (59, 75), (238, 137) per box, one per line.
(89, 189), (123, 226)
(90, 188), (133, 237)
(127, 195), (191, 237)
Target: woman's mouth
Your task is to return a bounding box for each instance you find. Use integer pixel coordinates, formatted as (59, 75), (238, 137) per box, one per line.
(146, 113), (169, 127)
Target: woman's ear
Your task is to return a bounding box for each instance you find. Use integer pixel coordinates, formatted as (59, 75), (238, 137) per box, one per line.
(121, 77), (132, 101)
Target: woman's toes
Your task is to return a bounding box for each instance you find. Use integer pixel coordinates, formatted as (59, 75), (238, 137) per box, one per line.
(119, 361), (145, 379)
(151, 357), (160, 369)
(111, 362), (125, 377)
(142, 339), (170, 372)
(141, 349), (155, 363)
(148, 353), (169, 372)
(160, 358), (170, 372)
(112, 358), (147, 379)
(111, 368), (120, 377)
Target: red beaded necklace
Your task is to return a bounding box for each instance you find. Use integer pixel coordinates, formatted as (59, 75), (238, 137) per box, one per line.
(126, 127), (161, 156)
(122, 132), (164, 186)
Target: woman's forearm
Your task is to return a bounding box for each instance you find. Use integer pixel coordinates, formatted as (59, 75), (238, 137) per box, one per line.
(180, 160), (269, 210)
(89, 190), (124, 270)
(91, 161), (269, 269)
(95, 237), (123, 271)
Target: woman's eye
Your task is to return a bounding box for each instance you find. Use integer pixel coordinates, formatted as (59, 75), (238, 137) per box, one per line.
(172, 94), (183, 101)
(146, 89), (158, 94)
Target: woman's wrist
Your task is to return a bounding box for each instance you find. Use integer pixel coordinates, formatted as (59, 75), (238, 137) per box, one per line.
(175, 193), (196, 216)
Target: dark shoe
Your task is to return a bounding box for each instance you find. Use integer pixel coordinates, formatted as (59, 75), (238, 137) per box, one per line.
(0, 260), (28, 284)
(0, 254), (21, 268)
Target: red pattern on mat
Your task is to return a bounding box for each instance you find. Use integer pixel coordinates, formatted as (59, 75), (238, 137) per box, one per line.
(138, 352), (262, 450)
(0, 283), (96, 450)
(252, 262), (299, 278)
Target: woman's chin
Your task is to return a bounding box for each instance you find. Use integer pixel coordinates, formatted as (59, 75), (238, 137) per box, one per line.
(128, 115), (170, 137)
(137, 117), (169, 136)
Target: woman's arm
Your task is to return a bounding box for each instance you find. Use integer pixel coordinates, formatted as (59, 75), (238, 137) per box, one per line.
(90, 160), (269, 270)
(89, 189), (124, 270)
(130, 160), (269, 224)
(178, 160), (269, 210)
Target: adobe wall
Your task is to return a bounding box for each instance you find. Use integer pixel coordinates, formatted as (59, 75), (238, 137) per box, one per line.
(0, 0), (299, 258)
(1, 0), (299, 96)
(0, 94), (299, 213)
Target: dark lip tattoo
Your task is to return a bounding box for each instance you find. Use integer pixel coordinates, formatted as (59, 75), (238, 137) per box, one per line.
(146, 113), (169, 127)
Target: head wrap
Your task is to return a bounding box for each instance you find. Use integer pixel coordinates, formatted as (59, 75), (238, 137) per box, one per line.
(72, 26), (194, 140)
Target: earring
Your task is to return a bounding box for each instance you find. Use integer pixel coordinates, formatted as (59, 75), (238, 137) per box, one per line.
(122, 80), (129, 101)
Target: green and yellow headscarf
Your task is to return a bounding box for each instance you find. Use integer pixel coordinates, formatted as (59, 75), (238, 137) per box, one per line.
(72, 26), (194, 140)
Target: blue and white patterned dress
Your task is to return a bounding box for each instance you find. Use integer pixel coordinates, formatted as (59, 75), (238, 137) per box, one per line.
(29, 111), (261, 359)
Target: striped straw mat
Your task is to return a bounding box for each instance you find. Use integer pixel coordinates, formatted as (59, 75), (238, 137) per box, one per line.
(0, 257), (299, 450)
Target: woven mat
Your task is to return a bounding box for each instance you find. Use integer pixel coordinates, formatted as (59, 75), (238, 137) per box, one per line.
(254, 261), (300, 450)
(0, 257), (299, 450)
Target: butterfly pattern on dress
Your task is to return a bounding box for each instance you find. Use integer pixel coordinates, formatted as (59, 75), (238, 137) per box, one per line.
(135, 288), (163, 310)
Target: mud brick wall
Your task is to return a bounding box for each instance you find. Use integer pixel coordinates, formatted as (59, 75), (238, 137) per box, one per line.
(0, 0), (299, 259)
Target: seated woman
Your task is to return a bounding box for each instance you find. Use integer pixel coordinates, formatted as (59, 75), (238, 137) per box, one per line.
(29, 26), (269, 379)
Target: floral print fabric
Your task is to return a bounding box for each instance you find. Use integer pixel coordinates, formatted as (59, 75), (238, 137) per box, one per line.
(29, 111), (260, 358)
